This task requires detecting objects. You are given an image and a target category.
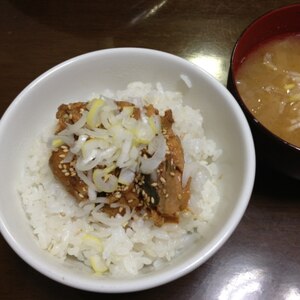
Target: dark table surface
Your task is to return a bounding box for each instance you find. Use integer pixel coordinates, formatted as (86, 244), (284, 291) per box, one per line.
(1, 1), (299, 299)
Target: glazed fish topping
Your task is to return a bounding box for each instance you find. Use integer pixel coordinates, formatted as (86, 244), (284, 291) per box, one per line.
(49, 97), (191, 226)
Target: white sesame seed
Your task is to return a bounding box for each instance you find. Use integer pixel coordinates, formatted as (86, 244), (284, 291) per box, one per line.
(160, 176), (166, 184)
(115, 193), (121, 199)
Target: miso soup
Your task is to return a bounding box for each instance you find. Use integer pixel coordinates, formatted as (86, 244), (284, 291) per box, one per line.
(236, 34), (300, 147)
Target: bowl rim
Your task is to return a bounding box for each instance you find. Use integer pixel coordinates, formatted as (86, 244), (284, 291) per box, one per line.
(229, 3), (300, 152)
(0, 47), (256, 293)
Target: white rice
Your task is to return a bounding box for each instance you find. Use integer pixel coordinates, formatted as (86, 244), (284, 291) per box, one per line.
(18, 82), (222, 277)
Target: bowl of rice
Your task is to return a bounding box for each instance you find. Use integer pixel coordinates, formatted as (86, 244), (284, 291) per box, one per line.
(0, 48), (255, 293)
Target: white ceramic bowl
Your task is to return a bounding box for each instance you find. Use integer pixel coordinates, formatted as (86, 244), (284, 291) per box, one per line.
(0, 48), (255, 293)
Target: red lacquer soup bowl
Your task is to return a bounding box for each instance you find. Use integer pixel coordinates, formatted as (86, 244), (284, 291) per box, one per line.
(228, 4), (300, 180)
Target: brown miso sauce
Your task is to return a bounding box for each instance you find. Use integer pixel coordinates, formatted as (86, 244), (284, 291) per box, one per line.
(236, 34), (300, 147)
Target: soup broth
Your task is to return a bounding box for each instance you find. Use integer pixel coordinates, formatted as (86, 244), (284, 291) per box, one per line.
(236, 34), (300, 147)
